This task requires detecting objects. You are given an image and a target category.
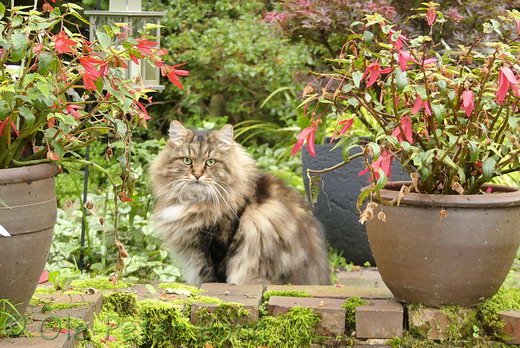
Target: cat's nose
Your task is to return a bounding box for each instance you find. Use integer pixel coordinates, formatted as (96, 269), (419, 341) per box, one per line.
(193, 173), (202, 180)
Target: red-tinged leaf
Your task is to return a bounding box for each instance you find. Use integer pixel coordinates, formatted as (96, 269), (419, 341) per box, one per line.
(47, 150), (59, 161)
(11, 122), (19, 136)
(129, 54), (139, 65)
(52, 31), (77, 54)
(461, 90), (475, 117)
(0, 118), (9, 137)
(501, 67), (519, 84)
(118, 192), (133, 202)
(486, 187), (493, 193)
(39, 271), (49, 284)
(34, 43), (44, 53)
(398, 50), (413, 72)
(47, 117), (55, 128)
(426, 6), (437, 26)
(307, 127), (316, 156)
(82, 73), (98, 91)
(339, 118), (355, 134)
(136, 38), (158, 55)
(411, 95), (423, 114)
(66, 104), (83, 119)
(291, 138), (304, 156)
(60, 329), (73, 334)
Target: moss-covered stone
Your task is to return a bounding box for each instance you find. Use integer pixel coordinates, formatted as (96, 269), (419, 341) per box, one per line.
(102, 292), (138, 317)
(342, 296), (367, 334)
(260, 289), (310, 316)
(70, 278), (132, 290)
(477, 287), (520, 339)
(157, 282), (203, 295)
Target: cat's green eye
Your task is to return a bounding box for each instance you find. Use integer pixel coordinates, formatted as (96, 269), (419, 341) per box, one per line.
(205, 159), (216, 167)
(182, 157), (192, 165)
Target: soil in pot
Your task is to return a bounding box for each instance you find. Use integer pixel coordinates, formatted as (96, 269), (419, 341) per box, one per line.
(0, 164), (57, 314)
(366, 181), (520, 307)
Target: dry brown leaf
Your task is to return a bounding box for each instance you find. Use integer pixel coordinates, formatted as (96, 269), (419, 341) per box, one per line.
(397, 185), (410, 206)
(451, 182), (464, 195)
(439, 209), (448, 221)
(410, 173), (420, 192)
(377, 211), (387, 222)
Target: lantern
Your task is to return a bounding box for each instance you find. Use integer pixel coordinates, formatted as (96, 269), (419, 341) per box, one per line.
(84, 0), (166, 90)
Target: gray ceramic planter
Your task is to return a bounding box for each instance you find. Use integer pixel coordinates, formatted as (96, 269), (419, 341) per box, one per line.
(302, 143), (407, 265)
(0, 164), (57, 314)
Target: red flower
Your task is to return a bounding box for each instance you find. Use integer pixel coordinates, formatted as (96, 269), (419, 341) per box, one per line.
(0, 117), (18, 137)
(362, 63), (392, 88)
(411, 95), (432, 116)
(52, 31), (77, 54)
(398, 50), (414, 72)
(426, 6), (437, 26)
(129, 53), (140, 65)
(516, 19), (520, 34)
(39, 271), (49, 284)
(391, 116), (414, 143)
(358, 150), (393, 181)
(136, 38), (158, 56)
(291, 123), (318, 157)
(161, 63), (190, 90)
(42, 2), (53, 12)
(66, 104), (83, 119)
(496, 66), (520, 104)
(461, 90), (475, 117)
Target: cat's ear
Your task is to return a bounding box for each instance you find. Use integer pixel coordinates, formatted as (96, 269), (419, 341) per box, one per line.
(214, 124), (234, 145)
(169, 120), (190, 144)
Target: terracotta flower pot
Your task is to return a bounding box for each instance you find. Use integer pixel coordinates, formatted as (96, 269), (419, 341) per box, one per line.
(366, 181), (520, 307)
(0, 164), (57, 314)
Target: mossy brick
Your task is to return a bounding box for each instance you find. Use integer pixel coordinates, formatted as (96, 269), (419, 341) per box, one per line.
(408, 307), (476, 341)
(266, 284), (392, 299)
(355, 300), (403, 339)
(499, 310), (520, 344)
(267, 295), (346, 336)
(191, 300), (255, 325)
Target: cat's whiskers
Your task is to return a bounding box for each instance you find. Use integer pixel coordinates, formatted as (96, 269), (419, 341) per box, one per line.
(209, 182), (240, 221)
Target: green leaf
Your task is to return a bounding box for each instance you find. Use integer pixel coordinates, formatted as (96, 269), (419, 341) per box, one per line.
(395, 68), (407, 92)
(352, 71), (363, 89)
(18, 106), (35, 126)
(0, 3), (5, 19)
(431, 104), (445, 122)
(374, 169), (388, 191)
(437, 80), (447, 93)
(363, 31), (374, 43)
(482, 157), (496, 180)
(368, 142), (381, 161)
(38, 53), (54, 76)
(0, 101), (10, 121)
(96, 30), (111, 49)
(11, 32), (29, 62)
(356, 187), (372, 211)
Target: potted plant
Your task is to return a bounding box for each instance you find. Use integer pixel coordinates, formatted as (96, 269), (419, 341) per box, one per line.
(292, 3), (520, 307)
(0, 2), (187, 314)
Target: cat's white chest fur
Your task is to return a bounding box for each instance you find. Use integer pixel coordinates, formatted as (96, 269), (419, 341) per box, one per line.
(159, 204), (189, 222)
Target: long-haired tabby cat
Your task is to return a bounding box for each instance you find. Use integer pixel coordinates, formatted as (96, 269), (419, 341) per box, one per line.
(150, 121), (330, 285)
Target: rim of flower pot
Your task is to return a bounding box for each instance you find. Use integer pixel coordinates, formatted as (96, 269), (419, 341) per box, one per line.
(0, 163), (58, 185)
(371, 181), (520, 208)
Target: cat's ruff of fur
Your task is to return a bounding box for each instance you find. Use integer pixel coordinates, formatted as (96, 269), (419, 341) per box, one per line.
(150, 121), (330, 285)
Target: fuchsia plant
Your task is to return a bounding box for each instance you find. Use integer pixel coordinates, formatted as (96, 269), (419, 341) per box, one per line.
(293, 2), (520, 210)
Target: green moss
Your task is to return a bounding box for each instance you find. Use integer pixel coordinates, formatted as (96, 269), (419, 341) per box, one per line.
(477, 286), (520, 339)
(90, 310), (142, 348)
(137, 299), (198, 347)
(342, 296), (367, 334)
(262, 290), (311, 302)
(260, 290), (310, 316)
(30, 297), (89, 313)
(440, 306), (481, 341)
(34, 287), (58, 295)
(70, 278), (132, 290)
(102, 292), (138, 317)
(196, 302), (250, 326)
(157, 282), (203, 295)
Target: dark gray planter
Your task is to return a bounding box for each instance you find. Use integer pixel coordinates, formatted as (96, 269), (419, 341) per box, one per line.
(302, 143), (407, 265)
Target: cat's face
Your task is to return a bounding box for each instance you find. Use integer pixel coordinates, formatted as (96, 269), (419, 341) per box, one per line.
(158, 121), (235, 203)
